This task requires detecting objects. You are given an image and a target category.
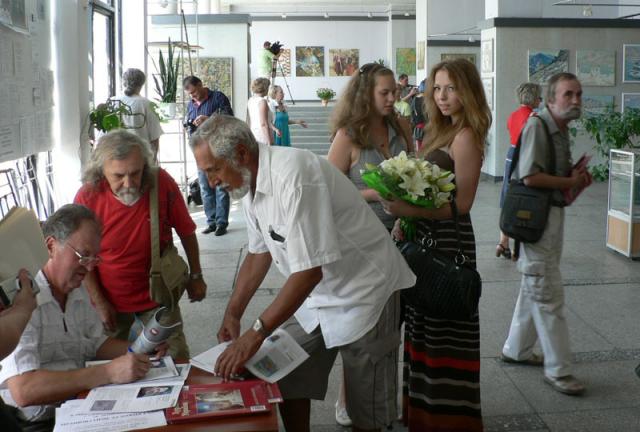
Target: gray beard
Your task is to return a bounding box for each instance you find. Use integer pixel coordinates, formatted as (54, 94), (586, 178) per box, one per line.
(224, 166), (252, 200)
(562, 107), (582, 121)
(115, 187), (142, 206)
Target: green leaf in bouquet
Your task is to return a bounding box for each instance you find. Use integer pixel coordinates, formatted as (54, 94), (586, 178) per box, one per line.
(361, 170), (394, 199)
(364, 163), (378, 171)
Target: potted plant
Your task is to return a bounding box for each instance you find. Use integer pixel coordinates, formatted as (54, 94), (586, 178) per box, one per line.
(89, 99), (137, 133)
(152, 38), (181, 118)
(316, 87), (336, 107)
(571, 105), (640, 180)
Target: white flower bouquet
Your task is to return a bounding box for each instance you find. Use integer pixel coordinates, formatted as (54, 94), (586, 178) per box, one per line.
(361, 151), (456, 239)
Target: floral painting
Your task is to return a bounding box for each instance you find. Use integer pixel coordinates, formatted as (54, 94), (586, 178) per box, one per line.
(329, 49), (359, 76)
(528, 49), (569, 85)
(576, 50), (615, 86)
(275, 48), (291, 77)
(623, 45), (640, 83)
(396, 48), (416, 76)
(296, 46), (324, 77)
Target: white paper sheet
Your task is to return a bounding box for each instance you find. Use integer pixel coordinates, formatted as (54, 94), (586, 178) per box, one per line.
(0, 124), (20, 162)
(54, 400), (166, 432)
(78, 383), (181, 414)
(191, 329), (309, 383)
(85, 356), (179, 384)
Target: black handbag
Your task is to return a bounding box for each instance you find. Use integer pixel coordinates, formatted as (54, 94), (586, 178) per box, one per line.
(499, 116), (555, 244)
(398, 199), (481, 320)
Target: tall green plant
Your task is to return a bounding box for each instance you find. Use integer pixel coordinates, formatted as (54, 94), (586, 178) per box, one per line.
(153, 39), (180, 103)
(572, 106), (640, 181)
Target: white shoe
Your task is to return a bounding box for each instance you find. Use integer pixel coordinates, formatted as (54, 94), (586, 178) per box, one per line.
(335, 400), (352, 427)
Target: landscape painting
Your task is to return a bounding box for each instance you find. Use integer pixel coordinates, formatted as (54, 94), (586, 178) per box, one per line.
(329, 48), (359, 76)
(623, 44), (640, 83)
(441, 53), (477, 67)
(275, 48), (291, 77)
(296, 46), (324, 77)
(528, 49), (569, 85)
(396, 48), (416, 76)
(582, 95), (614, 117)
(576, 50), (615, 86)
(622, 93), (640, 112)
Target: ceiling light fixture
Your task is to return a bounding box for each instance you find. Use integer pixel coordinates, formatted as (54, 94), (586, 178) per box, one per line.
(281, 12), (286, 19)
(582, 5), (593, 16)
(404, 12), (410, 17)
(367, 12), (373, 18)
(324, 12), (329, 18)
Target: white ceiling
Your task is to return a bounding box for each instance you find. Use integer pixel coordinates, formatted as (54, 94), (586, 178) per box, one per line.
(222, 0), (416, 15)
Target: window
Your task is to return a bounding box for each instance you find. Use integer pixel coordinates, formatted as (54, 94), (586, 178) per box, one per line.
(90, 1), (117, 106)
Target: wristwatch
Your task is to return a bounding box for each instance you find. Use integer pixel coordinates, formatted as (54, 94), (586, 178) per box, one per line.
(252, 318), (270, 337)
(189, 272), (203, 280)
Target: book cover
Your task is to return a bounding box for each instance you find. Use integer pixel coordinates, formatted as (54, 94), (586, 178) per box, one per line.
(165, 381), (271, 423)
(563, 154), (592, 205)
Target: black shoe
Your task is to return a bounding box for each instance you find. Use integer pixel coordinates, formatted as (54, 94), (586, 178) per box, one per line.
(214, 225), (228, 236)
(202, 225), (216, 234)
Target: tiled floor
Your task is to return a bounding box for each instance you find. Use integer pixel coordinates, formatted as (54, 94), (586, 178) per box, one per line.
(179, 180), (640, 432)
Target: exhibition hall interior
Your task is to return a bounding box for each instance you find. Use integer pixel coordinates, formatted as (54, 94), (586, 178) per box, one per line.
(0, 1), (640, 431)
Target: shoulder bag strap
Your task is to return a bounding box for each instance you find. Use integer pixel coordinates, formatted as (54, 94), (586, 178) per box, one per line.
(449, 197), (467, 263)
(149, 167), (161, 276)
(507, 114), (556, 180)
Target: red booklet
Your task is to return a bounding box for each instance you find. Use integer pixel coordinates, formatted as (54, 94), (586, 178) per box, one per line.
(563, 153), (592, 205)
(165, 381), (272, 424)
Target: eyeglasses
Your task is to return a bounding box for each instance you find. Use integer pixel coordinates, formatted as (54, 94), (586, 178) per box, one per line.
(65, 243), (102, 267)
(358, 63), (377, 76)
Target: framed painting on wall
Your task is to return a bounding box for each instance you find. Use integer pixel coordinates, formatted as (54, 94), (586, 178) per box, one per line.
(295, 46), (325, 77)
(481, 39), (493, 73)
(528, 49), (569, 85)
(197, 57), (233, 104)
(396, 48), (416, 76)
(482, 77), (493, 110)
(441, 53), (477, 67)
(0, 0), (27, 30)
(417, 41), (425, 70)
(576, 50), (615, 86)
(328, 49), (359, 76)
(622, 93), (640, 112)
(275, 48), (291, 77)
(623, 44), (640, 83)
(582, 95), (614, 117)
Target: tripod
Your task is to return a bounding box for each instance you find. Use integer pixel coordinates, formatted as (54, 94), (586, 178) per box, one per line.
(271, 56), (295, 105)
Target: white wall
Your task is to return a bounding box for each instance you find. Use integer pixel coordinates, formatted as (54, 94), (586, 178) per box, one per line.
(485, 23), (640, 177)
(250, 19), (389, 100)
(428, 0), (485, 36)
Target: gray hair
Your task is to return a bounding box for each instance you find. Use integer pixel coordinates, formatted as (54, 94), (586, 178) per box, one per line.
(515, 82), (542, 107)
(122, 68), (146, 97)
(42, 204), (102, 242)
(546, 72), (579, 103)
(82, 129), (154, 188)
(190, 115), (259, 162)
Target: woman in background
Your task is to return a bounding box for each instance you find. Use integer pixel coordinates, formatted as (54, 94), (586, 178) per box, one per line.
(247, 78), (279, 145)
(383, 58), (491, 431)
(497, 82), (542, 260)
(327, 62), (412, 427)
(268, 85), (307, 146)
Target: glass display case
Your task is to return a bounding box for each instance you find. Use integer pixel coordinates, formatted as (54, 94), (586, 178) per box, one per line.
(606, 149), (640, 258)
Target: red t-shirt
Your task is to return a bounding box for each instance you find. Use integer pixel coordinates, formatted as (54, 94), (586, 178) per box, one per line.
(507, 105), (534, 147)
(74, 169), (196, 313)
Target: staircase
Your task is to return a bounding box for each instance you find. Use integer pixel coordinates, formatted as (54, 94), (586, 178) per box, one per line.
(286, 103), (333, 156)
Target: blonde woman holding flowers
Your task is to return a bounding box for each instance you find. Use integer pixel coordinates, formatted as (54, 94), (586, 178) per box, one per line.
(327, 62), (412, 427)
(382, 58), (491, 431)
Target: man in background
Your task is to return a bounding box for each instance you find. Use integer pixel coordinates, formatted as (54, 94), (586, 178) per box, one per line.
(183, 75), (234, 236)
(258, 41), (276, 79)
(398, 73), (417, 103)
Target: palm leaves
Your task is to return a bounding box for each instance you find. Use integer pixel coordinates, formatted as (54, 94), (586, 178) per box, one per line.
(153, 39), (180, 103)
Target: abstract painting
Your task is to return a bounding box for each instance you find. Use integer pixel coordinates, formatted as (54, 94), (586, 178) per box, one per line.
(528, 49), (569, 85)
(482, 77), (493, 110)
(623, 44), (640, 83)
(396, 48), (416, 76)
(481, 39), (493, 73)
(329, 49), (359, 76)
(441, 53), (477, 67)
(622, 93), (640, 112)
(296, 46), (324, 77)
(275, 48), (291, 77)
(197, 57), (233, 104)
(582, 95), (614, 117)
(417, 41), (425, 70)
(576, 50), (615, 86)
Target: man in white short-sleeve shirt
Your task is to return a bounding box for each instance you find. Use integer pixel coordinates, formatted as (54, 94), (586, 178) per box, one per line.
(0, 205), (164, 430)
(191, 115), (416, 432)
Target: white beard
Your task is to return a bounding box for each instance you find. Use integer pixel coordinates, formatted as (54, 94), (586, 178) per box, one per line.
(115, 187), (142, 206)
(223, 166), (252, 200)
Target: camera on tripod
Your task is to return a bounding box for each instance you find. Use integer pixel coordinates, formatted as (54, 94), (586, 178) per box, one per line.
(268, 41), (284, 56)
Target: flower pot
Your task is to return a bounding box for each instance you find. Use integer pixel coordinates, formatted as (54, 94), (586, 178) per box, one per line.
(321, 99), (329, 107)
(160, 102), (177, 119)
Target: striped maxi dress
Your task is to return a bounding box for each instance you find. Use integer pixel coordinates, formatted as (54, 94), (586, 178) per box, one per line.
(402, 149), (483, 431)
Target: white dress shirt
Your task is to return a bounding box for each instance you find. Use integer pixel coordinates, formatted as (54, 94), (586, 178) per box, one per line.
(0, 271), (108, 421)
(243, 145), (416, 348)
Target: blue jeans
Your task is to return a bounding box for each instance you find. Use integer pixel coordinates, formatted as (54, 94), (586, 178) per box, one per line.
(197, 170), (229, 227)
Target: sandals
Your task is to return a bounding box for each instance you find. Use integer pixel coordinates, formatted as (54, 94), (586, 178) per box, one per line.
(495, 244), (512, 259)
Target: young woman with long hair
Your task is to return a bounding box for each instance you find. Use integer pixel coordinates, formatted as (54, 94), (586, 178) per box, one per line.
(383, 58), (491, 431)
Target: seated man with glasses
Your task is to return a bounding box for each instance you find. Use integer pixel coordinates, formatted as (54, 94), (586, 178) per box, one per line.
(0, 204), (163, 432)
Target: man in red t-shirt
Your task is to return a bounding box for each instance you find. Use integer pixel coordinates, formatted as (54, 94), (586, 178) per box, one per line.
(497, 82), (542, 260)
(75, 130), (206, 358)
